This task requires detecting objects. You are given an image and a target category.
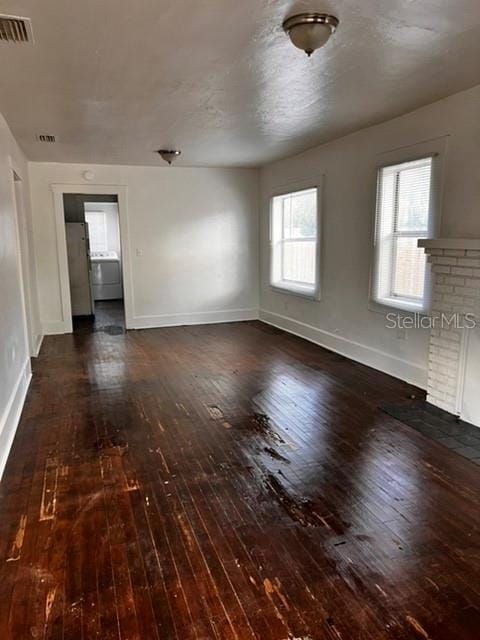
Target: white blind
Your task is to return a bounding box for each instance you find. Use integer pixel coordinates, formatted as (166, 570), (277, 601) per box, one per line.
(372, 157), (433, 311)
(271, 188), (318, 294)
(85, 211), (107, 253)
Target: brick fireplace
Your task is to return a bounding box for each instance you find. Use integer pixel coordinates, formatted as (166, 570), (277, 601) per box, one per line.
(419, 239), (480, 416)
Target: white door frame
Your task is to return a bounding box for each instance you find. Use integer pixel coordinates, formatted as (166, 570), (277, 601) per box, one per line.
(8, 158), (32, 359)
(52, 184), (133, 333)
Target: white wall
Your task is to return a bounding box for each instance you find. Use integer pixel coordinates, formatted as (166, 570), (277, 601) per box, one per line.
(462, 326), (480, 426)
(260, 84), (480, 400)
(0, 113), (40, 477)
(29, 163), (259, 332)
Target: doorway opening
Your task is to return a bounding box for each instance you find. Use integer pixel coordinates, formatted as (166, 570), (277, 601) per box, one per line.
(63, 194), (125, 334)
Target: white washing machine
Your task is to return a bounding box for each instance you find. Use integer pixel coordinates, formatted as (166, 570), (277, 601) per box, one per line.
(90, 251), (123, 300)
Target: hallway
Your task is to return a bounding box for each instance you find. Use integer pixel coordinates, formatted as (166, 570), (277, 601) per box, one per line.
(0, 321), (479, 639)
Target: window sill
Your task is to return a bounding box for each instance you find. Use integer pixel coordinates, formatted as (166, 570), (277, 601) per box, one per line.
(270, 283), (319, 301)
(369, 297), (428, 317)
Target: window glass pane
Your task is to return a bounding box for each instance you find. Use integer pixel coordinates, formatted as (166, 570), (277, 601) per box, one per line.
(391, 236), (426, 299)
(282, 240), (316, 284)
(271, 187), (318, 294)
(85, 212), (107, 253)
(373, 156), (434, 309)
(282, 189), (316, 239)
(395, 160), (431, 232)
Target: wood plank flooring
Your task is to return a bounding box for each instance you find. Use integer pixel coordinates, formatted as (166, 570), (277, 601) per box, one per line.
(1, 320), (479, 639)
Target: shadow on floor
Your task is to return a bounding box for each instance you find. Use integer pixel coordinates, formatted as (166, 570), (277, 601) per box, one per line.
(73, 299), (125, 335)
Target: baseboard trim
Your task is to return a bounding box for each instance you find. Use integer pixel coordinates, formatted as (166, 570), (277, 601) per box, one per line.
(259, 309), (427, 389)
(33, 333), (44, 357)
(0, 360), (32, 481)
(132, 307), (259, 330)
(42, 321), (66, 335)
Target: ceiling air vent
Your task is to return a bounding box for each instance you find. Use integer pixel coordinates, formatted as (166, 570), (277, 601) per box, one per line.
(36, 134), (56, 143)
(0, 14), (34, 43)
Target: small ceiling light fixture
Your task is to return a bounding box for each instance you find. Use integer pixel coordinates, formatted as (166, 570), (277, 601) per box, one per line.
(157, 149), (181, 165)
(282, 13), (339, 56)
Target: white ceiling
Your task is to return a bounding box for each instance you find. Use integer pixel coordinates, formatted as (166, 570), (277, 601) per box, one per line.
(1, 0), (480, 167)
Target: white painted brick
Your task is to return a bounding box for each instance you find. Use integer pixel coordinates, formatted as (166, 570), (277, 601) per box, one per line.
(431, 365), (458, 379)
(433, 377), (450, 388)
(451, 267), (473, 276)
(458, 258), (480, 267)
(432, 265), (451, 274)
(429, 398), (456, 412)
(428, 388), (456, 403)
(431, 304), (453, 314)
(430, 350), (458, 364)
(439, 346), (460, 359)
(436, 382), (458, 396)
(465, 278), (480, 288)
(431, 344), (453, 357)
(443, 294), (464, 305)
(430, 373), (457, 387)
(431, 334), (455, 345)
(430, 384), (456, 398)
(444, 276), (465, 286)
(420, 237), (479, 416)
(454, 286), (479, 297)
(434, 256), (458, 266)
(463, 297), (479, 309)
(431, 342), (459, 357)
(434, 333), (459, 347)
(444, 249), (466, 257)
(428, 382), (453, 396)
(429, 353), (455, 368)
(440, 330), (460, 342)
(451, 304), (474, 315)
(462, 297), (477, 306)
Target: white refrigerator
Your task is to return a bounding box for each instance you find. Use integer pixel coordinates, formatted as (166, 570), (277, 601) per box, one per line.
(66, 222), (95, 316)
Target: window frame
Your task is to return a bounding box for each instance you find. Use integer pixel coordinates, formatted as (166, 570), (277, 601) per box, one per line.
(269, 178), (322, 300)
(371, 152), (440, 314)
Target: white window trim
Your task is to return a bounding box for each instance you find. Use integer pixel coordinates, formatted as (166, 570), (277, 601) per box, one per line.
(369, 137), (447, 315)
(268, 177), (323, 300)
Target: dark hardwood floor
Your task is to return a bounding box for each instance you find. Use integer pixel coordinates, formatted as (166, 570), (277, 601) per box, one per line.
(1, 320), (479, 639)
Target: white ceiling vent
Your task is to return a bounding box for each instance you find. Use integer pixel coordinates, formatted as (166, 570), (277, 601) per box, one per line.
(36, 134), (56, 143)
(0, 14), (34, 43)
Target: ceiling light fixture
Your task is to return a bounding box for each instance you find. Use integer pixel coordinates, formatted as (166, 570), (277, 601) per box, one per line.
(157, 149), (181, 165)
(282, 13), (339, 57)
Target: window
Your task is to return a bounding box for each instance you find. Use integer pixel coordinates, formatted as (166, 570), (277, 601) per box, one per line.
(270, 187), (319, 297)
(85, 211), (107, 253)
(372, 157), (434, 312)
